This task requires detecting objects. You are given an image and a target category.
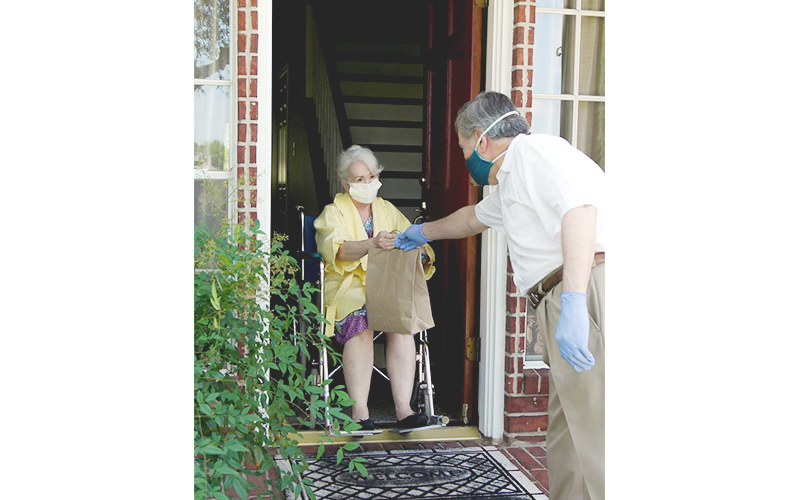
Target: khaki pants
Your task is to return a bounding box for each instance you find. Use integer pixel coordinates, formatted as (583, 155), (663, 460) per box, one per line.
(533, 263), (604, 500)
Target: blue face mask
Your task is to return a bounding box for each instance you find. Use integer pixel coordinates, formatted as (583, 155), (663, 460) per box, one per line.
(465, 110), (520, 185)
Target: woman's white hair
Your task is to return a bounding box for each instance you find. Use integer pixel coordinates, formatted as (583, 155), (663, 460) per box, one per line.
(336, 145), (384, 182)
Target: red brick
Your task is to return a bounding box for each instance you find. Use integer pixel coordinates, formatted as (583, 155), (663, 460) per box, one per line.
(250, 124), (258, 141)
(238, 11), (246, 31)
(523, 370), (541, 394)
(249, 145), (257, 163)
(250, 79), (258, 97)
(507, 256), (514, 273)
(526, 112), (533, 125)
(250, 189), (257, 208)
(238, 101), (246, 120)
(512, 48), (525, 67)
(506, 294), (518, 314)
(238, 78), (247, 98)
(512, 69), (524, 87)
(506, 394), (548, 413)
(251, 0), (258, 7)
(237, 0), (246, 7)
(250, 102), (258, 120)
(238, 55), (247, 76)
(528, 48), (534, 64)
(250, 34), (259, 53)
(249, 166), (258, 184)
(505, 374), (522, 394)
(529, 5), (535, 24)
(250, 55), (258, 75)
(513, 26), (526, 45)
(238, 33), (247, 52)
(238, 123), (247, 142)
(506, 447), (541, 471)
(506, 314), (518, 333)
(514, 5), (526, 24)
(505, 354), (523, 375)
(505, 335), (518, 354)
(511, 90), (522, 108)
(506, 274), (517, 294)
(252, 11), (258, 29)
(506, 415), (548, 433)
(528, 468), (549, 492)
(237, 145), (246, 163)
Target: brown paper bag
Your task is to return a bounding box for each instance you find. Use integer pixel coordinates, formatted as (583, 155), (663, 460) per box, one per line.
(365, 247), (434, 334)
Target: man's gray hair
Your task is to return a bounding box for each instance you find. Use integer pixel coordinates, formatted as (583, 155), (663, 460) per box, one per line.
(455, 91), (531, 140)
(336, 144), (384, 182)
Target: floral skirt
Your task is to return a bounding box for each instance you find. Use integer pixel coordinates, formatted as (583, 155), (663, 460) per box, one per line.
(334, 305), (369, 345)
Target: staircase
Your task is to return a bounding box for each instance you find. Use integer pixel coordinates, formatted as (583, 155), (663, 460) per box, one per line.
(310, 3), (428, 222)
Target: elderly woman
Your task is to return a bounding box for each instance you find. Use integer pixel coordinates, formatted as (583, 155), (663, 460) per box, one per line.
(314, 145), (435, 431)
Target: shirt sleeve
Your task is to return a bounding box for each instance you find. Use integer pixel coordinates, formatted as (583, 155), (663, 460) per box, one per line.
(520, 137), (603, 240)
(474, 191), (506, 234)
(313, 205), (361, 275)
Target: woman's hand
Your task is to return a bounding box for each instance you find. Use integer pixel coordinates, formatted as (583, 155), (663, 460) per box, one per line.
(372, 230), (397, 251)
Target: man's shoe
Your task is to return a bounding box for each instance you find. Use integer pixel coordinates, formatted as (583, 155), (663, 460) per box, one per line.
(356, 419), (375, 431)
(396, 413), (428, 429)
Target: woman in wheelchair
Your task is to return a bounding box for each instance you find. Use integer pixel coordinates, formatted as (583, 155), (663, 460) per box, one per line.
(314, 145), (436, 431)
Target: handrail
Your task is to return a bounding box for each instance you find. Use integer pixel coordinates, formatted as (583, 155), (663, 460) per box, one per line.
(305, 6), (352, 199)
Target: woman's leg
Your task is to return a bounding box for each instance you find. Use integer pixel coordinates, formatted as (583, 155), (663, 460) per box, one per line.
(342, 329), (374, 422)
(385, 332), (417, 421)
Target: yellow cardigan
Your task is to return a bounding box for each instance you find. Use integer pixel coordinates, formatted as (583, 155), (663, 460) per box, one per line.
(313, 193), (435, 337)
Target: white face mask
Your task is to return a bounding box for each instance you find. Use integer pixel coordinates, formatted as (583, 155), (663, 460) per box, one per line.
(348, 178), (382, 204)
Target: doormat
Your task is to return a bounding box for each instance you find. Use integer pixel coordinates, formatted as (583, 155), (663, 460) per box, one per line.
(279, 446), (547, 500)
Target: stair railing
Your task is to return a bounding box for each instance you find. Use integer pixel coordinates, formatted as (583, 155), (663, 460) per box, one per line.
(305, 6), (352, 199)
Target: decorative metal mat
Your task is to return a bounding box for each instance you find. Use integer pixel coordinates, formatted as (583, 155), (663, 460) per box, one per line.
(279, 446), (547, 500)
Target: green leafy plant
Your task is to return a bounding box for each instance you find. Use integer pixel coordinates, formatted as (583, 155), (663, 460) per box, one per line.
(194, 218), (367, 500)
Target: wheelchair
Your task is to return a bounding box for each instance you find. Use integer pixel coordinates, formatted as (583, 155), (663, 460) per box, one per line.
(294, 206), (448, 435)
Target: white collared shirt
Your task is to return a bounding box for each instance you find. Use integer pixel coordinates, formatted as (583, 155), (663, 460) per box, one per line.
(474, 134), (605, 293)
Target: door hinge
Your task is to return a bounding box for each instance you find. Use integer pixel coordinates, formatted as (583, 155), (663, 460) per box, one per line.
(466, 337), (480, 362)
(475, 0), (488, 8)
(461, 404), (470, 425)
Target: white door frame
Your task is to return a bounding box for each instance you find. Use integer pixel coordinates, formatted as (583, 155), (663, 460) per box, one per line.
(257, 0), (511, 440)
(257, 0), (272, 247)
(477, 0), (514, 441)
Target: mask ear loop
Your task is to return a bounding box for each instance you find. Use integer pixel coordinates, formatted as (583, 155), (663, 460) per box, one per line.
(475, 110), (520, 152)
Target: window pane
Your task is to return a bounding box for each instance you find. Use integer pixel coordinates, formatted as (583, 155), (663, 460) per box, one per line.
(194, 85), (231, 171)
(531, 99), (574, 142)
(579, 15), (605, 96)
(195, 179), (229, 235)
(525, 308), (543, 361)
(582, 0), (605, 11)
(532, 14), (576, 95)
(534, 0), (576, 8)
(194, 0), (231, 80)
(577, 101), (604, 170)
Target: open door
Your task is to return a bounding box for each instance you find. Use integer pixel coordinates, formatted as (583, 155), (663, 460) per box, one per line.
(423, 0), (484, 424)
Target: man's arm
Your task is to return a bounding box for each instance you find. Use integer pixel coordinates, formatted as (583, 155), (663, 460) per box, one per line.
(395, 205), (488, 250)
(421, 205), (488, 241)
(560, 205), (598, 292)
(556, 204), (598, 372)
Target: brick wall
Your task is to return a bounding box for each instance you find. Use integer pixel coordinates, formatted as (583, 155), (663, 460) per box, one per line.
(504, 0), (548, 445)
(236, 0), (259, 225)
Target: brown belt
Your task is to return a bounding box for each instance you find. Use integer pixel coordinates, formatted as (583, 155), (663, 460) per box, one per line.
(527, 252), (605, 308)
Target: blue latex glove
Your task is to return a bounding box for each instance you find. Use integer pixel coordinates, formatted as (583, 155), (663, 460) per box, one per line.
(395, 223), (429, 251)
(555, 292), (596, 372)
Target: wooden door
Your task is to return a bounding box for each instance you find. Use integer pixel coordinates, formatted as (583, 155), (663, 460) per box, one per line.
(423, 0), (483, 424)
